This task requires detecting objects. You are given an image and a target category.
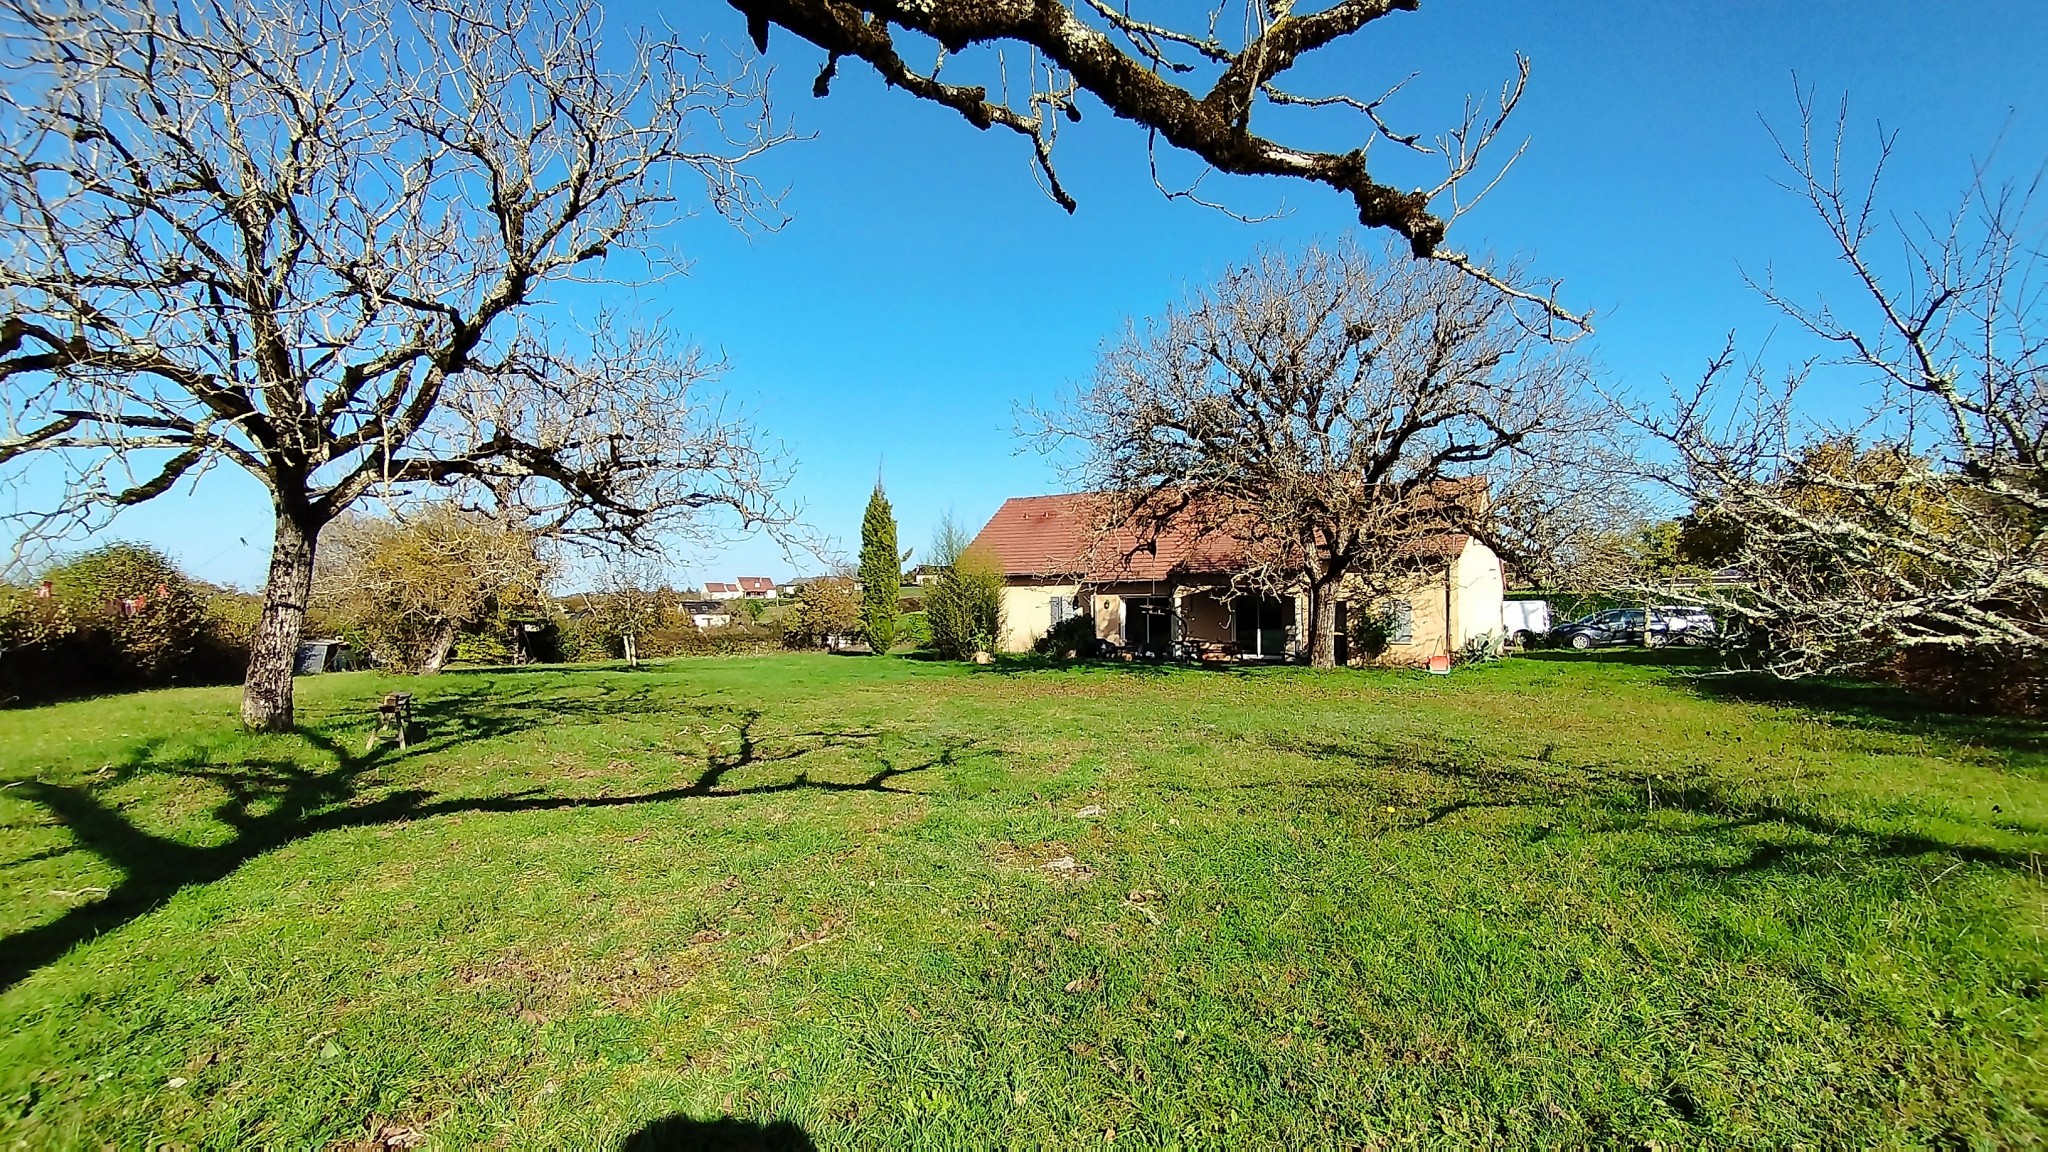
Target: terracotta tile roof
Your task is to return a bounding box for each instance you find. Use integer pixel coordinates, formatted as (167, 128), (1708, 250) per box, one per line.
(1402, 533), (1472, 558)
(968, 492), (1475, 582)
(705, 581), (740, 594)
(737, 576), (775, 592)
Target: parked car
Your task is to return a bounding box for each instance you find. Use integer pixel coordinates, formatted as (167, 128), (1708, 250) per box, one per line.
(1547, 606), (1719, 650)
(1650, 605), (1719, 645)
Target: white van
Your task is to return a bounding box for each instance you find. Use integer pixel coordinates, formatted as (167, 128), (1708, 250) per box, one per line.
(1501, 600), (1551, 647)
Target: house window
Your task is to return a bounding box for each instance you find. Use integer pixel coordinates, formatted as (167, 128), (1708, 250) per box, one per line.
(1389, 599), (1414, 644)
(1125, 596), (1172, 653)
(1049, 595), (1073, 626)
(1233, 594), (1292, 659)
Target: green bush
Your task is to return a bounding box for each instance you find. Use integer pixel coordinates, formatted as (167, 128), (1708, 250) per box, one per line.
(924, 548), (1006, 659)
(47, 543), (208, 679)
(452, 628), (520, 666)
(660, 623), (782, 658)
(192, 588), (261, 681)
(1033, 613), (1095, 657)
(896, 611), (931, 651)
(0, 543), (246, 705)
(550, 614), (614, 662)
(1458, 628), (1506, 665)
(1348, 604), (1400, 660)
(781, 578), (861, 650)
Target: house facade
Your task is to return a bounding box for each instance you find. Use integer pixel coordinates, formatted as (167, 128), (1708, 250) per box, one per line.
(967, 492), (1504, 663)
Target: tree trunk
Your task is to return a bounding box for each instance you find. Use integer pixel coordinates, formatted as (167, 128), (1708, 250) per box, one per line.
(419, 621), (459, 675)
(241, 510), (319, 731)
(1307, 576), (1342, 669)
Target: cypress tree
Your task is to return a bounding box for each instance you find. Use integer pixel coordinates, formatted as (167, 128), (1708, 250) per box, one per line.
(858, 482), (900, 652)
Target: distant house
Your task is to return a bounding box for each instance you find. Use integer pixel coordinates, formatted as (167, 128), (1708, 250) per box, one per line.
(677, 599), (733, 628)
(705, 581), (742, 600)
(905, 564), (949, 586)
(736, 576), (777, 599)
(966, 490), (1504, 663)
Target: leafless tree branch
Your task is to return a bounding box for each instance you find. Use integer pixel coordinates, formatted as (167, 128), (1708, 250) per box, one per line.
(1623, 92), (2048, 677)
(726, 0), (1585, 329)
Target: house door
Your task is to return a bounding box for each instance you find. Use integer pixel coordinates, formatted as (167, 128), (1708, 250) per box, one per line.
(1233, 594), (1291, 659)
(1125, 597), (1172, 654)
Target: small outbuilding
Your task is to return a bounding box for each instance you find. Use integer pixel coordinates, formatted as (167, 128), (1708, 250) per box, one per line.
(294, 639), (354, 675)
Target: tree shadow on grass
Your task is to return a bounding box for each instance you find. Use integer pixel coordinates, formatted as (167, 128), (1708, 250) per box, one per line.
(1244, 731), (2046, 878)
(1671, 671), (2048, 761)
(1520, 647), (2048, 761)
(620, 1114), (816, 1151)
(0, 683), (962, 995)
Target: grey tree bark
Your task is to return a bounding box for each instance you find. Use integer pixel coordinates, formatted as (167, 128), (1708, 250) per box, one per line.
(241, 510), (320, 730)
(1307, 573), (1343, 669)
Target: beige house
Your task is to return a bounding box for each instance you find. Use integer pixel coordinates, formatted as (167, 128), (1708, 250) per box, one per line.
(967, 492), (1504, 664)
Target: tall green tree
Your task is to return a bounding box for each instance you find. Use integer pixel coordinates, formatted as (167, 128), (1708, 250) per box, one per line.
(859, 484), (901, 652)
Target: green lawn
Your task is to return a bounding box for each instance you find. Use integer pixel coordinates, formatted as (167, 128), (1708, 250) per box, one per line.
(1, 652), (2042, 1147)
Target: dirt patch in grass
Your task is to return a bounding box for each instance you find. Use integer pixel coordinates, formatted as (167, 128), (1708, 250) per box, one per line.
(451, 943), (715, 1017)
(990, 838), (1096, 883)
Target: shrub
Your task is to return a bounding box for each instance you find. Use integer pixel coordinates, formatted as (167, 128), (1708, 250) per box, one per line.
(1886, 646), (2048, 716)
(1349, 604), (1400, 660)
(551, 613), (614, 662)
(1033, 612), (1096, 657)
(780, 578), (861, 649)
(0, 543), (246, 704)
(1458, 628), (1506, 665)
(313, 506), (551, 673)
(46, 543), (208, 680)
(192, 587), (262, 681)
(925, 547), (1006, 659)
(896, 610), (931, 651)
(452, 628), (521, 666)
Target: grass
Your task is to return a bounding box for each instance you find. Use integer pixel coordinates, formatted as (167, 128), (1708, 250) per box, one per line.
(0, 650), (2043, 1147)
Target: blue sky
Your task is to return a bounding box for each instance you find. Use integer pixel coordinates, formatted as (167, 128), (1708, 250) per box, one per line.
(16, 0), (2047, 590)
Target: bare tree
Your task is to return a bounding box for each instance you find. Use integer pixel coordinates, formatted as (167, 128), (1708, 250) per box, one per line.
(314, 503), (553, 675)
(0, 0), (791, 728)
(726, 0), (1580, 325)
(573, 559), (674, 665)
(1484, 448), (1657, 591)
(1032, 238), (1596, 667)
(779, 573), (861, 650)
(928, 509), (973, 569)
(1629, 94), (2048, 677)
